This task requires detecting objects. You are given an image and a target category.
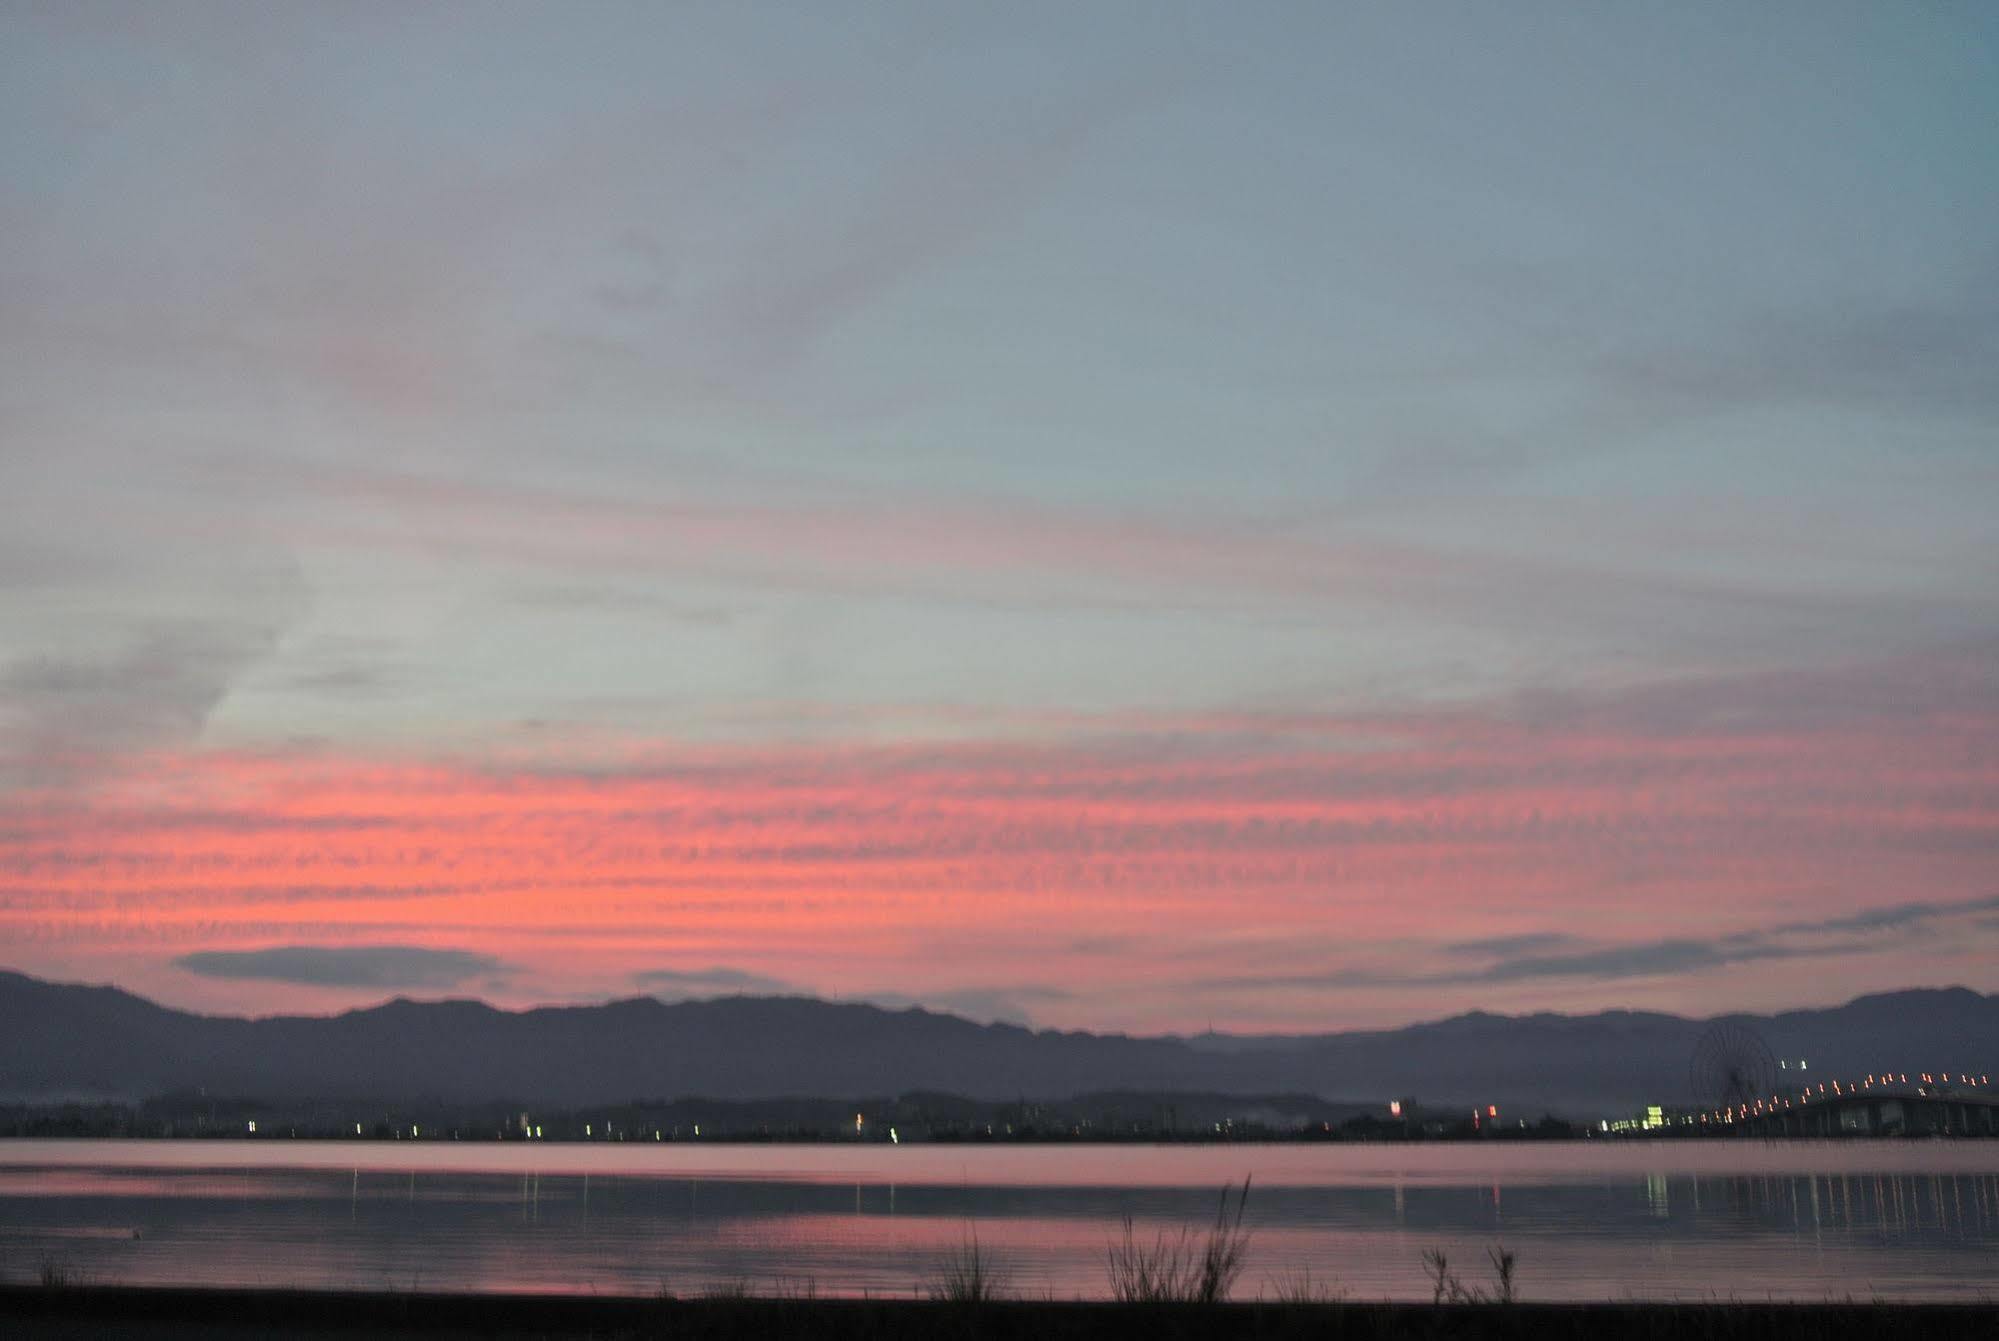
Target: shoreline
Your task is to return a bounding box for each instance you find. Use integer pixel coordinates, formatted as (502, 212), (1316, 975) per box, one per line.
(3, 1287), (1999, 1341)
(4, 1286), (1998, 1340)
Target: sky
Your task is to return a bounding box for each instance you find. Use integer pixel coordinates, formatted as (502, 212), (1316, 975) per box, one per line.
(2, 2), (1995, 1033)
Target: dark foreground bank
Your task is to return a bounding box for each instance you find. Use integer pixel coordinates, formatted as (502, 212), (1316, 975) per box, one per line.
(4, 1287), (1997, 1340)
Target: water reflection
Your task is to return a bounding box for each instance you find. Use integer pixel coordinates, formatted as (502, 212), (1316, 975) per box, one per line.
(1, 1144), (1995, 1300)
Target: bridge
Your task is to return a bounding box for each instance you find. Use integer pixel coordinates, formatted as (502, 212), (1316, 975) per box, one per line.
(1702, 1071), (1998, 1138)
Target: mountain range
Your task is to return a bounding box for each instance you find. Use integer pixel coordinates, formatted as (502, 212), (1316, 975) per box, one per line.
(3, 969), (1995, 1115)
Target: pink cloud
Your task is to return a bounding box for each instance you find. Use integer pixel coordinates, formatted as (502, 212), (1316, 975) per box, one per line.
(2, 646), (1994, 1029)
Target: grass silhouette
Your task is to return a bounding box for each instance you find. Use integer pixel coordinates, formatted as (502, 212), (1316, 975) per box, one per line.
(1105, 1176), (1252, 1304)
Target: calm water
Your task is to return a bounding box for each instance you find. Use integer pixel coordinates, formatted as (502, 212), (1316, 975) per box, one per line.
(4, 1140), (1998, 1301)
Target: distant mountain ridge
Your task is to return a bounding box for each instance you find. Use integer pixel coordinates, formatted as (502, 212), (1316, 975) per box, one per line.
(2, 969), (1994, 1115)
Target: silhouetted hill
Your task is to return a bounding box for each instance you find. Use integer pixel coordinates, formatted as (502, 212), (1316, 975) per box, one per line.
(2, 969), (1993, 1114)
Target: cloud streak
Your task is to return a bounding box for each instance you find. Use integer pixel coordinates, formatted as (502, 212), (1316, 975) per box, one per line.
(1457, 893), (1999, 985)
(1, 620), (296, 780)
(190, 454), (1996, 682)
(633, 966), (798, 999)
(174, 945), (507, 989)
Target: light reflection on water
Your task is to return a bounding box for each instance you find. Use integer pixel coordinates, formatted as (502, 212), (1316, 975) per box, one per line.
(1, 1141), (1996, 1300)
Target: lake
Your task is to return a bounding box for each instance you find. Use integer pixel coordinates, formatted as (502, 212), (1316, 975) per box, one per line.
(3, 1140), (1997, 1301)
